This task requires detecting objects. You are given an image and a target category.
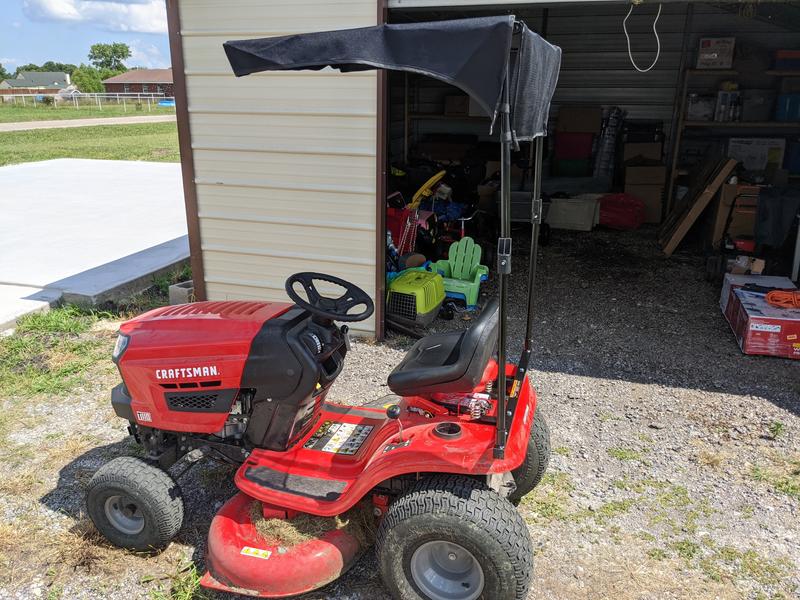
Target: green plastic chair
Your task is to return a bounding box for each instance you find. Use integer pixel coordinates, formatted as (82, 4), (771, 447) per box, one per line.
(431, 237), (489, 308)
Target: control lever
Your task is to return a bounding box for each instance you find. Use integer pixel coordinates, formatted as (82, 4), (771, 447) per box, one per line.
(386, 404), (403, 442)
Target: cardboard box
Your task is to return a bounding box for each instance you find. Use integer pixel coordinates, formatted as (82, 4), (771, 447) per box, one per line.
(556, 106), (602, 134)
(625, 165), (666, 186)
(728, 138), (786, 171)
(728, 256), (765, 275)
(468, 96), (486, 118)
(444, 95), (469, 116)
(624, 184), (663, 223)
(623, 142), (662, 162)
(723, 287), (800, 359)
(719, 273), (794, 312)
(697, 37), (735, 69)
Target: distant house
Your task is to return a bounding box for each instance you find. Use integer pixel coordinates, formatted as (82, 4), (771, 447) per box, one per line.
(0, 71), (70, 94)
(102, 69), (173, 96)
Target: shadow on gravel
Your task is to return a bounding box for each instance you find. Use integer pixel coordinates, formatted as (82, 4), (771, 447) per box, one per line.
(39, 440), (387, 599)
(422, 227), (800, 417)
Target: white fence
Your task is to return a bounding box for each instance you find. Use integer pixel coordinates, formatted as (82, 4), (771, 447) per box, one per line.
(0, 93), (176, 113)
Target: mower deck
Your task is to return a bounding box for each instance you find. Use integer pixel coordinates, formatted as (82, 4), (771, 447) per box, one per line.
(234, 377), (537, 517)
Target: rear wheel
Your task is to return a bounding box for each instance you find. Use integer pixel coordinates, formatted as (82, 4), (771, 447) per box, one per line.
(508, 411), (550, 503)
(376, 475), (532, 600)
(86, 456), (183, 551)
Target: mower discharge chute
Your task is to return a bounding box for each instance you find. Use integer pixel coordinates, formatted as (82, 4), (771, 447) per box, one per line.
(85, 16), (561, 600)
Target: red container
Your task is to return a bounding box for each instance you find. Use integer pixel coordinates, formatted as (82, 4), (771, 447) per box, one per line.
(598, 193), (645, 230)
(554, 132), (594, 160)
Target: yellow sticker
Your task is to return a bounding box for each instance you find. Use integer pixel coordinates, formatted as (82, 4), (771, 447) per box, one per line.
(787, 334), (798, 341)
(241, 546), (272, 560)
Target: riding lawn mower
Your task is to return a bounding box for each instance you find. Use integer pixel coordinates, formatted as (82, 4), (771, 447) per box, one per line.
(84, 15), (561, 600)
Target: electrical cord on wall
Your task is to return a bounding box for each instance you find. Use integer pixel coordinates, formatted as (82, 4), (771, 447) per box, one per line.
(624, 2), (663, 73)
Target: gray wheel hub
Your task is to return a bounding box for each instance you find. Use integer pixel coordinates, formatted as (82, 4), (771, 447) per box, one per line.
(410, 540), (484, 600)
(104, 494), (145, 535)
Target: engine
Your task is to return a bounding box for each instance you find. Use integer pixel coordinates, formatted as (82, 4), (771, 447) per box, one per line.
(111, 300), (349, 466)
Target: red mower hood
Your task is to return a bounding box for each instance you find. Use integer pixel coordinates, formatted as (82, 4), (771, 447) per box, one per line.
(119, 301), (293, 353)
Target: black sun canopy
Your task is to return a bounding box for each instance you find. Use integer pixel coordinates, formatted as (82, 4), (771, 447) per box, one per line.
(224, 15), (561, 140)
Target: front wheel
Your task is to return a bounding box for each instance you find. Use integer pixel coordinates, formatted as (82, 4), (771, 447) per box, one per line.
(376, 475), (533, 600)
(86, 456), (184, 551)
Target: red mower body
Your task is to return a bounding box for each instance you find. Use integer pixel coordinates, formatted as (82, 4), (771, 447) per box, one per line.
(110, 297), (540, 598)
(117, 301), (292, 433)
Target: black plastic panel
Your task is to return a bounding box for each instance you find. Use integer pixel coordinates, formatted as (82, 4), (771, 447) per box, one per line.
(244, 465), (346, 501)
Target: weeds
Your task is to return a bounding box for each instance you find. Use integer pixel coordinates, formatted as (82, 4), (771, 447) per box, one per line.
(767, 421), (785, 440)
(607, 447), (645, 462)
(750, 458), (800, 499)
(148, 562), (207, 600)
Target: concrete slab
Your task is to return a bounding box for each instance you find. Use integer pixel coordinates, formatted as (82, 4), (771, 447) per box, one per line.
(0, 285), (62, 331)
(0, 159), (188, 327)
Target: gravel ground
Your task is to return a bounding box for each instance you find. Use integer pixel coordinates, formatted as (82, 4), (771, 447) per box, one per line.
(1, 227), (798, 600)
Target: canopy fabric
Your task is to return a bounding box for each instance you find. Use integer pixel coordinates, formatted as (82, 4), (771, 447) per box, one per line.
(224, 16), (561, 140)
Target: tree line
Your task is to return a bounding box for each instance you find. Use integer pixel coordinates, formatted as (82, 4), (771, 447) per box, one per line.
(0, 43), (135, 93)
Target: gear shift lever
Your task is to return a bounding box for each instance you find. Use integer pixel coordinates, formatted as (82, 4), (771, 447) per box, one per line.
(386, 404), (403, 442)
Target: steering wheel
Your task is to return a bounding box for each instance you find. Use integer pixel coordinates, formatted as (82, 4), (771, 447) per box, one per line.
(285, 272), (374, 323)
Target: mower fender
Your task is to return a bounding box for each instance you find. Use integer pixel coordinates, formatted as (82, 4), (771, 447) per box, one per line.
(201, 493), (364, 598)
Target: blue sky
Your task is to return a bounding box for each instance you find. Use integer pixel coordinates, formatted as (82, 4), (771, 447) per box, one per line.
(0, 0), (170, 72)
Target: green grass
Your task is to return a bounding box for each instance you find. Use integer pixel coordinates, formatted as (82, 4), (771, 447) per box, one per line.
(148, 562), (207, 600)
(0, 306), (112, 398)
(0, 102), (175, 123)
(751, 463), (800, 499)
(607, 447), (645, 462)
(0, 122), (179, 166)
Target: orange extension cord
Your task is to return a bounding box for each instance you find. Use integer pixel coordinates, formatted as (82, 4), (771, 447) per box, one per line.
(766, 289), (800, 309)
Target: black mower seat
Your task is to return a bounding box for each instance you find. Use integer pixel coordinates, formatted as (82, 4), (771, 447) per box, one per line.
(387, 299), (499, 397)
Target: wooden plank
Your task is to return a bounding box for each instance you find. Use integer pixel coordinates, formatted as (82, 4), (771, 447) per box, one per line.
(659, 157), (724, 244)
(661, 158), (738, 256)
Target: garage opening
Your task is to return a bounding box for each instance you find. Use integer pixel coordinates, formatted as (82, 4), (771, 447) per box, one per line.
(380, 1), (800, 370)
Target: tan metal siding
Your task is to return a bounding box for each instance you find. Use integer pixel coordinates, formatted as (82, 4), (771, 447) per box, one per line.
(178, 0), (378, 334)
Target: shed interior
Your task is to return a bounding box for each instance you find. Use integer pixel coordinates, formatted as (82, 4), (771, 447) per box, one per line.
(381, 1), (800, 341)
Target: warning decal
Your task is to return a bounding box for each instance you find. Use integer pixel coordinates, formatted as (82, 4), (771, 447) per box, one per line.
(241, 546), (272, 560)
(304, 421), (374, 455)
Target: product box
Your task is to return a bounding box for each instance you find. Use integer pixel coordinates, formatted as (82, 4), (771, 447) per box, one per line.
(728, 138), (786, 171)
(775, 93), (800, 122)
(625, 165), (667, 186)
(624, 184), (663, 224)
(556, 106), (602, 134)
(774, 49), (800, 71)
(714, 90), (740, 122)
(686, 94), (716, 121)
(723, 286), (800, 359)
(697, 37), (735, 69)
(623, 142), (662, 162)
(720, 274), (795, 312)
(444, 95), (469, 116)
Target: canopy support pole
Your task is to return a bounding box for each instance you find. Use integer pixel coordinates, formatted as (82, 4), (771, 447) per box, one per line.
(509, 136), (544, 405)
(494, 63), (513, 460)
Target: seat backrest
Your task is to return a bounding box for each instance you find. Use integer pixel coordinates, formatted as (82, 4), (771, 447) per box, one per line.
(448, 237), (482, 281)
(386, 298), (499, 397)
